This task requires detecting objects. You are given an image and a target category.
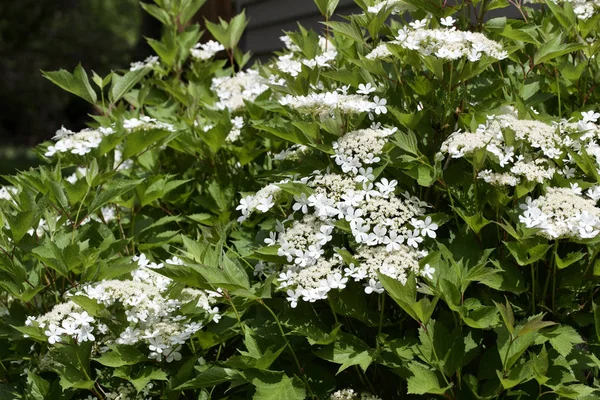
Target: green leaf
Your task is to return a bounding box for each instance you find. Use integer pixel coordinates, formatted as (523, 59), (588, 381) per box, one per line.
(454, 208), (490, 234)
(494, 298), (515, 335)
(174, 367), (241, 391)
(531, 345), (549, 385)
(517, 314), (557, 338)
(88, 178), (144, 215)
(114, 365), (168, 392)
(42, 64), (97, 105)
(180, 0), (208, 24)
(541, 325), (583, 357)
(26, 371), (50, 400)
(593, 298), (600, 342)
(70, 296), (102, 317)
(123, 128), (174, 159)
(109, 68), (149, 104)
(555, 251), (585, 269)
(49, 342), (95, 390)
(315, 333), (374, 373)
(378, 271), (418, 321)
(93, 345), (147, 367)
(5, 210), (39, 243)
(314, 0), (340, 18)
(533, 33), (586, 65)
(322, 21), (363, 43)
(198, 123), (229, 153)
(406, 362), (452, 395)
(228, 11), (248, 50)
(504, 240), (551, 266)
(140, 2), (171, 25)
(250, 373), (306, 400)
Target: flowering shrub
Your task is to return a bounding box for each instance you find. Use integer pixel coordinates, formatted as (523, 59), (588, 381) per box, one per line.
(1, 0), (600, 398)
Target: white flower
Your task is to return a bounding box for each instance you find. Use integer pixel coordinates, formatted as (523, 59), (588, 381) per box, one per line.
(519, 207), (547, 228)
(406, 229), (423, 248)
(44, 324), (64, 344)
(316, 225), (334, 246)
(373, 96), (388, 115)
(71, 311), (94, 327)
(165, 346), (183, 363)
(581, 110), (600, 123)
(587, 186), (600, 202)
(357, 83), (376, 95)
(421, 264), (435, 279)
(355, 167), (375, 183)
(409, 18), (428, 29)
(256, 195), (275, 212)
(77, 324), (95, 342)
(286, 289), (301, 308)
(264, 232), (278, 246)
(570, 182), (582, 195)
(414, 216), (438, 238)
(352, 221), (371, 243)
(148, 337), (167, 354)
(293, 193), (310, 214)
(384, 230), (404, 252)
(440, 16), (455, 27)
(364, 279), (384, 294)
(362, 182), (380, 201)
(375, 178), (397, 197)
(327, 272), (348, 290)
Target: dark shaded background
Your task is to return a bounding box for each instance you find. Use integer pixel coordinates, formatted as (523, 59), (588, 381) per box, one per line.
(0, 0), (233, 149)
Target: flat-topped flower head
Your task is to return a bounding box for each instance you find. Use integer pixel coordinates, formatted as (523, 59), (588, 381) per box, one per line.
(28, 254), (219, 363)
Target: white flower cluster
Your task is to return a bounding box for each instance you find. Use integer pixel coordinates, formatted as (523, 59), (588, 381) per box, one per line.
(333, 126), (397, 174)
(279, 90), (388, 118)
(442, 110), (600, 187)
(85, 381), (153, 400)
(227, 116), (245, 143)
(237, 179), (289, 222)
(519, 187), (600, 239)
(273, 144), (309, 161)
(27, 254), (221, 363)
(45, 117), (174, 158)
(240, 170), (436, 306)
(525, 0), (600, 19)
(275, 36), (338, 77)
(211, 70), (269, 111)
(123, 116), (176, 132)
(441, 112), (567, 186)
(190, 40), (225, 60)
(367, 20), (508, 62)
(330, 389), (382, 400)
(45, 126), (115, 157)
(280, 35), (301, 52)
(130, 56), (160, 72)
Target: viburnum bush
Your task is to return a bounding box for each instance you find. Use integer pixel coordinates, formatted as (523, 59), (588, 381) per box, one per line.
(1, 0), (600, 398)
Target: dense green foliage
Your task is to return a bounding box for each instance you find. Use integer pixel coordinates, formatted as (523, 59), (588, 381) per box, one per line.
(1, 0), (600, 399)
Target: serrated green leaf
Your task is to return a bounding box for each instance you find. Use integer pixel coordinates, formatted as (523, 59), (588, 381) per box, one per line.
(42, 64), (97, 105)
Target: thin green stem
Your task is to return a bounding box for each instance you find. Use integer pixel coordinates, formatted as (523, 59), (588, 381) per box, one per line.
(378, 293), (386, 336)
(328, 297), (339, 325)
(259, 300), (315, 399)
(423, 326), (455, 397)
(531, 264), (536, 314)
(502, 336), (515, 376)
(555, 68), (562, 117)
(223, 289), (245, 335)
(551, 240), (559, 314)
